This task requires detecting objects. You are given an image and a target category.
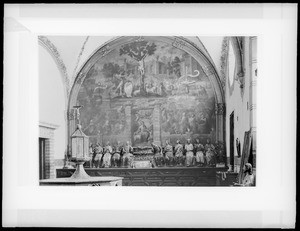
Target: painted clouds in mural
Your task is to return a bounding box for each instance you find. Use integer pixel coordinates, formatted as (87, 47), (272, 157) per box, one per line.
(76, 37), (216, 144)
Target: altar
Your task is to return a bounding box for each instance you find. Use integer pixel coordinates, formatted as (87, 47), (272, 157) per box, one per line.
(131, 146), (154, 168)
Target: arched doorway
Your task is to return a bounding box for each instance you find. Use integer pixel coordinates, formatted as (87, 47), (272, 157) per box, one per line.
(67, 36), (225, 154)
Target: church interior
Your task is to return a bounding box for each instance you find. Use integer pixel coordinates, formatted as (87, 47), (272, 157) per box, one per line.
(39, 36), (257, 186)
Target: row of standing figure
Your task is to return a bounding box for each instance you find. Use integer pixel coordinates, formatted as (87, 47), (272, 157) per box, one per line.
(152, 138), (217, 167)
(88, 141), (134, 168)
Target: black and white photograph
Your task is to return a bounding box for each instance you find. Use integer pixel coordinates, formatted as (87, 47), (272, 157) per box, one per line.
(38, 35), (257, 187)
(3, 3), (297, 228)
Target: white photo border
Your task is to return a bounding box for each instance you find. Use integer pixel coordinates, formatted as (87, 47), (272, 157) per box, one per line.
(3, 3), (297, 228)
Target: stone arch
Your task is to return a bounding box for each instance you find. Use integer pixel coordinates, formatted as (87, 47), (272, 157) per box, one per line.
(67, 36), (226, 153)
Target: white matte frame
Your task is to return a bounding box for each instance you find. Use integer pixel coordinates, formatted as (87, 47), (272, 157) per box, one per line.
(3, 3), (297, 228)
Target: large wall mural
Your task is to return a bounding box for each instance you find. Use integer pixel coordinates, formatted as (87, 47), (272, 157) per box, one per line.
(76, 37), (216, 146)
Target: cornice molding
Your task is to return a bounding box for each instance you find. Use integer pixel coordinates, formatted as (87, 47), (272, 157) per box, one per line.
(39, 121), (60, 129)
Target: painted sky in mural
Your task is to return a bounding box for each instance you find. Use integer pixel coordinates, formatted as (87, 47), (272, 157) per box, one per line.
(76, 38), (216, 145)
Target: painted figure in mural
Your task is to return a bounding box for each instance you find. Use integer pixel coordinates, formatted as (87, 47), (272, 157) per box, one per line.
(173, 116), (181, 134)
(92, 84), (104, 106)
(111, 141), (123, 167)
(194, 138), (206, 166)
(205, 139), (216, 167)
(121, 141), (134, 168)
(180, 112), (189, 134)
(93, 143), (103, 168)
(88, 144), (94, 168)
(197, 85), (208, 99)
(185, 139), (194, 167)
(119, 40), (157, 96)
(188, 114), (197, 134)
(163, 140), (174, 167)
(152, 142), (164, 167)
(174, 140), (184, 166)
(197, 111), (207, 126)
(145, 82), (157, 95)
(124, 81), (133, 97)
(102, 114), (111, 135)
(160, 82), (167, 96)
(134, 120), (150, 144)
(102, 141), (113, 168)
(114, 72), (126, 97)
(84, 119), (97, 135)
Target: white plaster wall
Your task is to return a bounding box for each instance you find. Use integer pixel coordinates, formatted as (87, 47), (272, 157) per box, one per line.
(39, 46), (66, 160)
(225, 38), (252, 170)
(46, 36), (86, 80)
(75, 36), (115, 75)
(199, 37), (224, 75)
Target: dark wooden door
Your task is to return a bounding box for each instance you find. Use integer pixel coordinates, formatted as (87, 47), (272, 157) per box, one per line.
(39, 138), (46, 180)
(229, 112), (234, 171)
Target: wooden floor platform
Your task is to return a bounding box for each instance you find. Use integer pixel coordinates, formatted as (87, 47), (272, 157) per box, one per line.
(56, 166), (229, 186)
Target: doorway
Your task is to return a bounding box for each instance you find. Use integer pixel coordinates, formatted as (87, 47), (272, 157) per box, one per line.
(248, 139), (253, 167)
(39, 138), (46, 179)
(229, 112), (234, 171)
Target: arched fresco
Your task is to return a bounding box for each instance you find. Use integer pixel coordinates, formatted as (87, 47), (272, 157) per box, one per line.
(69, 37), (224, 148)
